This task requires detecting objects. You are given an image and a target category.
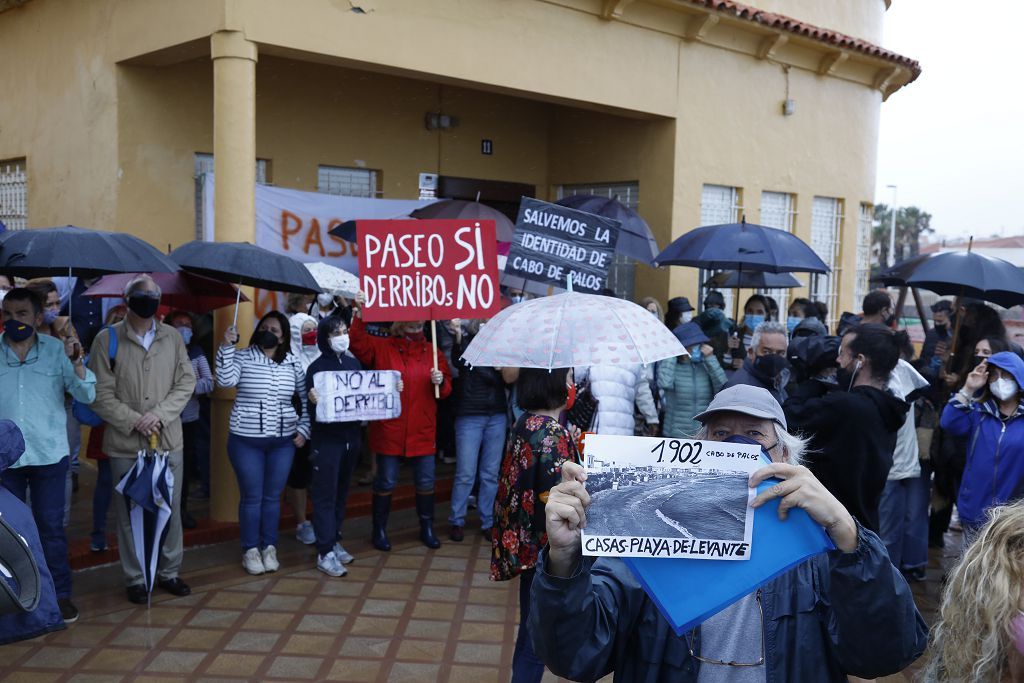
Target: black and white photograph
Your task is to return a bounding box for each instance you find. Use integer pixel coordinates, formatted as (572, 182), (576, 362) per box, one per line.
(581, 435), (763, 560)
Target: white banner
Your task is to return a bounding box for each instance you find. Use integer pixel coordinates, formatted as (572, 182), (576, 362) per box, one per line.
(313, 370), (402, 422)
(201, 174), (436, 316)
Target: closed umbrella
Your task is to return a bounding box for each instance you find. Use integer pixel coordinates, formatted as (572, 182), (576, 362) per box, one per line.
(304, 262), (360, 298)
(82, 271), (248, 313)
(0, 225), (179, 278)
(461, 291), (685, 369)
(704, 271), (802, 289)
(114, 436), (174, 601)
(556, 194), (660, 262)
(410, 200), (516, 242)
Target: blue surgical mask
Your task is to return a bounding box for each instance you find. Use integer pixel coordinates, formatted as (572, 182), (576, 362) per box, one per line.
(786, 316), (801, 333)
(177, 327), (193, 345)
(43, 309), (59, 325)
(744, 314), (765, 330)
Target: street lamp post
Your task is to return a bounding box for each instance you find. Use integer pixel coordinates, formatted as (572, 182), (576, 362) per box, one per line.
(886, 184), (898, 267)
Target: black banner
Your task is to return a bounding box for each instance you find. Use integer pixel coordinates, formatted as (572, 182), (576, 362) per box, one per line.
(504, 197), (620, 294)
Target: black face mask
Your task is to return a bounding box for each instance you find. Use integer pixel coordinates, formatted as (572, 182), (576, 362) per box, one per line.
(934, 323), (948, 335)
(256, 330), (280, 349)
(836, 359), (862, 391)
(883, 312), (897, 327)
(753, 354), (787, 379)
(127, 294), (159, 319)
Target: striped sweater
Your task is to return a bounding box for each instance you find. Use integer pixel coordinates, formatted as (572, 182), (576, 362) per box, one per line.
(215, 345), (311, 439)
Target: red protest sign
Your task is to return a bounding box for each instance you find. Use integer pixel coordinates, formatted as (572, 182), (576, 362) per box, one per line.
(357, 219), (501, 322)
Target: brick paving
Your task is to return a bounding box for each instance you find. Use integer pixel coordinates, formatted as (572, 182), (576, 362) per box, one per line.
(0, 509), (959, 682)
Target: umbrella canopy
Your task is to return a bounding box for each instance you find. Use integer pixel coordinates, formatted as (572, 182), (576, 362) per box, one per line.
(905, 251), (1024, 309)
(652, 220), (829, 274)
(556, 194), (660, 262)
(304, 261), (360, 298)
(0, 225), (180, 278)
(169, 241), (320, 293)
(410, 200), (516, 242)
(82, 271), (248, 313)
(870, 253), (931, 288)
(114, 449), (174, 596)
(461, 292), (686, 369)
(704, 270), (802, 289)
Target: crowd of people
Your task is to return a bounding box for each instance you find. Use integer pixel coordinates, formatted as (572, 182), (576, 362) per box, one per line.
(3, 271), (1024, 679)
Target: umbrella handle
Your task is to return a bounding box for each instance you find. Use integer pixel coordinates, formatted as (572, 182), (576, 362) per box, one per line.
(232, 281), (242, 328)
(148, 433), (158, 451)
(431, 320), (440, 400)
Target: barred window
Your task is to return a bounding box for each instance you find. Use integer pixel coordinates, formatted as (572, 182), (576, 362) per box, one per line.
(810, 196), (844, 328)
(318, 166), (379, 198)
(0, 158), (27, 231)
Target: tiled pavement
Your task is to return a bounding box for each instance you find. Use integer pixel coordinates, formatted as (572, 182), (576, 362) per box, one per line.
(1, 507), (959, 682)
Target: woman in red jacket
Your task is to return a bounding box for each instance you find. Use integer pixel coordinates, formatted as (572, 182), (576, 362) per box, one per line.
(351, 294), (452, 550)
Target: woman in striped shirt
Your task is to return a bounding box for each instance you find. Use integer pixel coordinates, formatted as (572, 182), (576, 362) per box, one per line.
(217, 311), (310, 576)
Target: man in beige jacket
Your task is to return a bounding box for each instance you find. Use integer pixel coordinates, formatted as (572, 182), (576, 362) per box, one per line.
(89, 275), (196, 604)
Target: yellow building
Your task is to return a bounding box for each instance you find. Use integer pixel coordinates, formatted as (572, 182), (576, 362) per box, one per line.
(0, 0), (917, 519)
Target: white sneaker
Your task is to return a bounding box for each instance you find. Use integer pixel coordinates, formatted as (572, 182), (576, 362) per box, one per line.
(261, 545), (280, 573)
(296, 521), (316, 545)
(242, 548), (265, 575)
(317, 550), (348, 577)
(333, 542), (355, 565)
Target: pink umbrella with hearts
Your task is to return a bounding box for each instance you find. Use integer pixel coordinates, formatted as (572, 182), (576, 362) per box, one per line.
(460, 292), (686, 369)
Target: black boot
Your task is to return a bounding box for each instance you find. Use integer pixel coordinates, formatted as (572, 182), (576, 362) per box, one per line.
(371, 493), (392, 552)
(416, 493), (441, 549)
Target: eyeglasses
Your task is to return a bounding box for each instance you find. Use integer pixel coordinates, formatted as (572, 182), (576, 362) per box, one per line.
(688, 590), (765, 667)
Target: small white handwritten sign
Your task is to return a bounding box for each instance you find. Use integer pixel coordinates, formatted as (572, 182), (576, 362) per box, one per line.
(313, 370), (402, 423)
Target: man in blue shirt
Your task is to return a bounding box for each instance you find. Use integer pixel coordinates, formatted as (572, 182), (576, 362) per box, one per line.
(0, 287), (96, 624)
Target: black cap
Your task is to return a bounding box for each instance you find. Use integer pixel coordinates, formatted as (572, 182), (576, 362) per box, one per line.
(704, 291), (726, 309)
(667, 296), (694, 313)
(930, 300), (953, 313)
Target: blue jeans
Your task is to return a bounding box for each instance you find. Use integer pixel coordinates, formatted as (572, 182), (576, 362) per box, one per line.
(374, 454), (435, 494)
(309, 433), (360, 556)
(91, 458), (113, 547)
(227, 433), (295, 551)
(2, 457), (72, 599)
(449, 413), (507, 528)
(512, 568), (545, 683)
(878, 471), (930, 570)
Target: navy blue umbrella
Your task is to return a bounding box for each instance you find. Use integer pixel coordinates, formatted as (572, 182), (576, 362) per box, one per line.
(169, 241), (320, 294)
(704, 270), (802, 289)
(652, 220), (829, 274)
(115, 449), (174, 597)
(556, 194), (660, 262)
(0, 225), (180, 278)
(905, 249), (1024, 309)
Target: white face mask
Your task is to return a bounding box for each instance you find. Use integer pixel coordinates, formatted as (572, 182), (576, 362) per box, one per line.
(330, 334), (350, 355)
(681, 311), (693, 323)
(317, 293), (335, 308)
(990, 376), (1019, 401)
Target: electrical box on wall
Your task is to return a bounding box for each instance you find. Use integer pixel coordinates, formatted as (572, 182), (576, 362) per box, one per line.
(418, 173), (438, 199)
(782, 99), (796, 116)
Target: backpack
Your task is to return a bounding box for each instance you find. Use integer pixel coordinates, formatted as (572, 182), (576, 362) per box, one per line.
(70, 327), (118, 427)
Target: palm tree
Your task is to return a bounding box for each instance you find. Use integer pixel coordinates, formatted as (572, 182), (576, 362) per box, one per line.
(872, 204), (934, 265)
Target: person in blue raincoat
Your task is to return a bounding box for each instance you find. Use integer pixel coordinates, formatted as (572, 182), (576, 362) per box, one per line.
(531, 385), (927, 682)
(0, 420), (64, 645)
(940, 350), (1024, 545)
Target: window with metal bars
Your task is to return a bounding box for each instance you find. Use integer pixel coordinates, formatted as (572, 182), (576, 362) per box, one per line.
(556, 181), (639, 301)
(193, 154), (270, 240)
(700, 184), (743, 313)
(810, 196), (844, 328)
(0, 158), (27, 231)
(758, 191), (798, 318)
(317, 166), (379, 198)
(855, 203), (874, 311)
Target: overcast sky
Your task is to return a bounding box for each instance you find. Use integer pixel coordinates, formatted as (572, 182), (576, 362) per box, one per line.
(875, 0), (1024, 240)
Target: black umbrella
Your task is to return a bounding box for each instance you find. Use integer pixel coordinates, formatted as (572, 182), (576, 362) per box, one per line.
(704, 271), (802, 289)
(870, 254), (931, 288)
(410, 200), (516, 242)
(555, 194), (660, 262)
(0, 225), (180, 278)
(905, 249), (1024, 309)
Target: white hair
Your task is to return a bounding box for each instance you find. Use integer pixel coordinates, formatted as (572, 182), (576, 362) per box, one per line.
(750, 320), (788, 352)
(123, 274), (161, 299)
(691, 421), (806, 466)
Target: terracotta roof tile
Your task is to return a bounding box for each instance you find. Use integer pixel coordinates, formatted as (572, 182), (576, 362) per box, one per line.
(684, 0), (921, 81)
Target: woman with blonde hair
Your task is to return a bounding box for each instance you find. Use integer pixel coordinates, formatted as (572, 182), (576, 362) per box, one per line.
(925, 500), (1024, 682)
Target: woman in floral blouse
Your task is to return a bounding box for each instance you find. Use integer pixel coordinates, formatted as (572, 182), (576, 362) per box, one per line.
(492, 366), (579, 683)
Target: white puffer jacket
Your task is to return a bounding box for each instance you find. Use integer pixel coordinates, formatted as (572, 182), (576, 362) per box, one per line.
(576, 364), (659, 436)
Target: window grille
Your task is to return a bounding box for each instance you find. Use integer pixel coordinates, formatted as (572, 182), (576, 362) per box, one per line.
(700, 184), (743, 313)
(810, 196), (844, 328)
(758, 191), (797, 318)
(0, 158), (27, 231)
(194, 153), (269, 240)
(855, 203), (874, 311)
(318, 166), (379, 198)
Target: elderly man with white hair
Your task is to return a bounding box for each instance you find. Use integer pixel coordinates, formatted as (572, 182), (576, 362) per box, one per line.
(530, 385), (927, 682)
(88, 274), (196, 604)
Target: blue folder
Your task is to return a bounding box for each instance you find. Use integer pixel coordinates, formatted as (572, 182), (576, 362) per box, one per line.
(621, 472), (835, 636)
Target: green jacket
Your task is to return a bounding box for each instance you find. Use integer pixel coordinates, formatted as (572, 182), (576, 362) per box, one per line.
(656, 355), (726, 438)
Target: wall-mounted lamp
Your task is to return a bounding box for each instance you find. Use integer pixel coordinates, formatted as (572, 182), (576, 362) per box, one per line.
(425, 112), (459, 131)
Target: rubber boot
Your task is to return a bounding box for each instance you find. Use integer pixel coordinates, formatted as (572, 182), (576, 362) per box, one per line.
(371, 493), (392, 552)
(416, 492), (441, 549)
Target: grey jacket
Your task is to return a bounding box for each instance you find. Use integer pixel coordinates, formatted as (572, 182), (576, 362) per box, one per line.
(530, 525), (927, 682)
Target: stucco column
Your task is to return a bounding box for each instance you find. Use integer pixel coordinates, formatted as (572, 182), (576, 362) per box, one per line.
(210, 31), (257, 523)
